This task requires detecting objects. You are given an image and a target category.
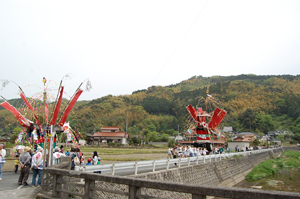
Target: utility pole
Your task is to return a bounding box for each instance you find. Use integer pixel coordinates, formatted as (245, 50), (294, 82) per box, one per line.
(126, 111), (128, 134)
(177, 125), (179, 143)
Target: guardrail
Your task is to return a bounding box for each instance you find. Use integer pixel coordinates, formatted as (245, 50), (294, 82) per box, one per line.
(75, 148), (275, 175)
(39, 166), (300, 199)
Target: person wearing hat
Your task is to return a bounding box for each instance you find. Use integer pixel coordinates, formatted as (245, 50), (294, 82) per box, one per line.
(53, 146), (65, 165)
(18, 146), (32, 185)
(31, 147), (43, 187)
(0, 144), (6, 181)
(86, 159), (92, 165)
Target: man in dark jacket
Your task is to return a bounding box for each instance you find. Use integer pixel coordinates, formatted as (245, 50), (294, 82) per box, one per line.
(18, 146), (32, 185)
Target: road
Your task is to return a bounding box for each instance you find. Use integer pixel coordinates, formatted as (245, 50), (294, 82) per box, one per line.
(86, 157), (216, 176)
(0, 171), (41, 199)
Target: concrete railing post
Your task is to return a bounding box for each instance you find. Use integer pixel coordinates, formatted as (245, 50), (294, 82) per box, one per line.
(209, 154), (211, 162)
(84, 179), (95, 199)
(153, 160), (156, 172)
(167, 159), (170, 170)
(135, 162), (138, 175)
(129, 185), (141, 199)
(52, 174), (58, 197)
(188, 158), (191, 166)
(179, 159), (181, 168)
(196, 156), (199, 164)
(203, 155), (205, 163)
(112, 164), (115, 175)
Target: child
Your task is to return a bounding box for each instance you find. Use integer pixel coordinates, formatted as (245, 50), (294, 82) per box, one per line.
(97, 157), (102, 165)
(65, 150), (70, 156)
(86, 159), (92, 165)
(14, 155), (19, 174)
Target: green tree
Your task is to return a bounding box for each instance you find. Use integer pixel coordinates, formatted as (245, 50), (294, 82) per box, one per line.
(10, 133), (18, 144)
(160, 133), (170, 142)
(13, 127), (22, 133)
(168, 139), (175, 147)
(250, 138), (260, 146)
(240, 108), (256, 130)
(255, 113), (275, 134)
(146, 131), (158, 142)
(277, 135), (284, 142)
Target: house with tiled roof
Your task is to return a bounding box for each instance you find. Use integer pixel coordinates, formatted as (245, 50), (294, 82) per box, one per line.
(92, 126), (128, 145)
(227, 132), (256, 151)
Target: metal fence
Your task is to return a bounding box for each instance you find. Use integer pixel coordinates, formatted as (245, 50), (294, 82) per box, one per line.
(76, 148), (275, 175)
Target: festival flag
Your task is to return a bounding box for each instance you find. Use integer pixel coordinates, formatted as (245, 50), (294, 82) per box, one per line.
(50, 86), (64, 125)
(208, 108), (227, 130)
(188, 129), (192, 135)
(20, 92), (41, 126)
(58, 89), (83, 126)
(0, 101), (32, 128)
(186, 105), (197, 121)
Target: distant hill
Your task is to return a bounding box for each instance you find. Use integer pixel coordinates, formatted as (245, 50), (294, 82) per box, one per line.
(1, 74), (300, 142)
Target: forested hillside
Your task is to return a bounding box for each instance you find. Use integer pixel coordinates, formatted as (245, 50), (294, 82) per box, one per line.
(1, 74), (300, 142)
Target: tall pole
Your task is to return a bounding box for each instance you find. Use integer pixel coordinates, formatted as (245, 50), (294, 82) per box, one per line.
(177, 125), (179, 143)
(126, 111), (128, 134)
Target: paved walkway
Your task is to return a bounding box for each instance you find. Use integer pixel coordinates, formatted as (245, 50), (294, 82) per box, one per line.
(0, 171), (41, 199)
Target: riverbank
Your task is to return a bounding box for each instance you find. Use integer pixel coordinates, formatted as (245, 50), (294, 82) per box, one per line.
(234, 150), (300, 192)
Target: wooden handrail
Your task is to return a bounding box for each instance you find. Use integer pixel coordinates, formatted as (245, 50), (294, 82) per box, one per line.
(42, 167), (300, 199)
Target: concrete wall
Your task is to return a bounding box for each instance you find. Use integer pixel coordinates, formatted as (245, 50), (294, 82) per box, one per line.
(134, 147), (296, 187)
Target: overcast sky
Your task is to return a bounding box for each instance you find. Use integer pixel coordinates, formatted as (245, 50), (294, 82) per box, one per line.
(1, 0), (300, 102)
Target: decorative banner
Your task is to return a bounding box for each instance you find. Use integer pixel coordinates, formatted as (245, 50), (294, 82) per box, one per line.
(63, 122), (70, 132)
(58, 89), (83, 126)
(20, 92), (41, 126)
(186, 105), (197, 121)
(0, 101), (32, 128)
(208, 108), (227, 130)
(50, 86), (64, 125)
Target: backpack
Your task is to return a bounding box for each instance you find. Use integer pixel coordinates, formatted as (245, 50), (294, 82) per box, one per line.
(74, 155), (80, 166)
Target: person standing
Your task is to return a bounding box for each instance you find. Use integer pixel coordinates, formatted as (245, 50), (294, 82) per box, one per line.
(0, 144), (6, 181)
(53, 146), (65, 165)
(167, 147), (173, 159)
(31, 147), (43, 186)
(18, 146), (32, 186)
(70, 148), (76, 170)
(60, 145), (64, 153)
(31, 147), (43, 187)
(92, 151), (98, 165)
(14, 155), (19, 174)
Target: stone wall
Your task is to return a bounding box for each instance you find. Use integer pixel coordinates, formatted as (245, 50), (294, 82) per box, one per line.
(133, 147), (297, 188)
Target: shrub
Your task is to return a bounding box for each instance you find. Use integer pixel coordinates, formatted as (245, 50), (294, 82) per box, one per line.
(246, 159), (278, 180)
(108, 142), (116, 147)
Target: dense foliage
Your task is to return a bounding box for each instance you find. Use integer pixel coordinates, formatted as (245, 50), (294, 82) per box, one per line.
(246, 151), (300, 180)
(1, 74), (300, 142)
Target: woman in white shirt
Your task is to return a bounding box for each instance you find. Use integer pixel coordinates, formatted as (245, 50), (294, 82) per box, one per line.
(92, 151), (98, 165)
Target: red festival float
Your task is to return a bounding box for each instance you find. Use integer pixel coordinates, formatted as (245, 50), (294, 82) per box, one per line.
(0, 76), (91, 166)
(186, 88), (227, 152)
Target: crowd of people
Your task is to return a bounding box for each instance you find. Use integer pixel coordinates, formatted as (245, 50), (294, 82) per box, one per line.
(167, 145), (230, 159)
(0, 143), (103, 186)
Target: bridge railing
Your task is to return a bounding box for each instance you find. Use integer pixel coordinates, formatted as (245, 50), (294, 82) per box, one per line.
(76, 148), (275, 175)
(39, 166), (300, 199)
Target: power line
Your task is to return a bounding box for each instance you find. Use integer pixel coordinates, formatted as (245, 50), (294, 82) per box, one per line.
(152, 0), (210, 85)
